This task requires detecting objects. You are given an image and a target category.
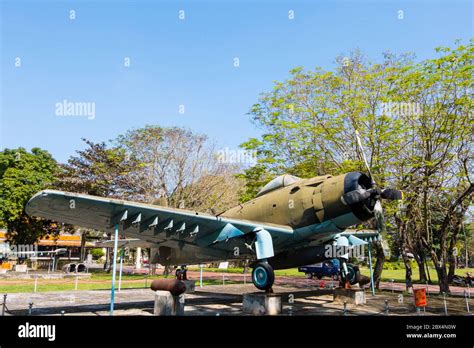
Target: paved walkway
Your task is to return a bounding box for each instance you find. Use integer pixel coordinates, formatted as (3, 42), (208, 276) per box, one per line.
(185, 270), (474, 296)
(2, 283), (472, 316)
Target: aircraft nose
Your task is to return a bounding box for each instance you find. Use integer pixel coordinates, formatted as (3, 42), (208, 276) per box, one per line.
(342, 171), (375, 221)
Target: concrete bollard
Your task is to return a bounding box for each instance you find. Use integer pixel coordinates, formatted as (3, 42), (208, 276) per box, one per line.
(153, 291), (185, 316)
(242, 293), (282, 315)
(333, 288), (366, 305)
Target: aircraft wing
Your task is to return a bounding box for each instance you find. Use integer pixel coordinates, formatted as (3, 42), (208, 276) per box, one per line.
(25, 190), (294, 254)
(340, 230), (380, 245)
(94, 239), (157, 249)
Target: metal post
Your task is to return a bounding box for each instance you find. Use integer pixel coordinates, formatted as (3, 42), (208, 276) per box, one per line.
(443, 292), (448, 316)
(199, 264), (203, 288)
(109, 223), (119, 316)
(28, 302), (33, 316)
(2, 294), (7, 316)
(368, 243), (375, 296)
(118, 248), (124, 292)
(343, 301), (347, 316)
(465, 290), (470, 313)
(222, 274), (225, 286)
(384, 300), (389, 315)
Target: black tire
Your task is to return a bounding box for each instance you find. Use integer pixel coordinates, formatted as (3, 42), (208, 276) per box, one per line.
(347, 264), (360, 285)
(316, 274), (323, 280)
(252, 262), (275, 291)
(339, 264), (361, 286)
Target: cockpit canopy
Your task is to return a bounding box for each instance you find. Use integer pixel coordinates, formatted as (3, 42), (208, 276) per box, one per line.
(256, 174), (301, 197)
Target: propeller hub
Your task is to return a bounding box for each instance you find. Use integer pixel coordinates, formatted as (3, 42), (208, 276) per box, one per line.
(343, 171), (376, 221)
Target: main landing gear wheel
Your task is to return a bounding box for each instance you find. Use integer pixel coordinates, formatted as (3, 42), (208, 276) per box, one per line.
(339, 263), (360, 286)
(175, 265), (188, 281)
(252, 262), (275, 291)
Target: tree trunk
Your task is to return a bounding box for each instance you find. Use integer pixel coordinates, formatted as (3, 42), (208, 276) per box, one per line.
(448, 257), (456, 283)
(424, 257), (432, 284)
(435, 262), (450, 294)
(416, 253), (427, 283)
(401, 252), (413, 293)
(373, 241), (385, 289)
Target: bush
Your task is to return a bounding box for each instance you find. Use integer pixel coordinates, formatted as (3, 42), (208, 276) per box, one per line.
(90, 248), (105, 260)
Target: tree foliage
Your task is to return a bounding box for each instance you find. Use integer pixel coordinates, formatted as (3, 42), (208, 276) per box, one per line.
(240, 41), (473, 292)
(0, 148), (69, 244)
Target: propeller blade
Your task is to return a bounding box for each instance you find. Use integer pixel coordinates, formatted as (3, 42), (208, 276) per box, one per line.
(355, 130), (375, 186)
(341, 189), (372, 205)
(373, 200), (386, 234)
(381, 188), (403, 200)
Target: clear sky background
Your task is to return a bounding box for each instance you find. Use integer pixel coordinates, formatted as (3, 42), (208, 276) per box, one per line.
(1, 0), (472, 163)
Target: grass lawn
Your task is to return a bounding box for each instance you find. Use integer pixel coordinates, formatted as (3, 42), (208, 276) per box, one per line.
(360, 267), (474, 284)
(0, 272), (239, 293)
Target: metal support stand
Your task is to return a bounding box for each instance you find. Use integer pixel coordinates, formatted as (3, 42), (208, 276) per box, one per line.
(368, 243), (375, 296)
(110, 223), (119, 316)
(465, 290), (470, 313)
(118, 248), (124, 292)
(442, 292), (448, 316)
(199, 264), (203, 288)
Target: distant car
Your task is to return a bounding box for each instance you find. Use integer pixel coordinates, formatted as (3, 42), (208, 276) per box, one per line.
(298, 259), (340, 280)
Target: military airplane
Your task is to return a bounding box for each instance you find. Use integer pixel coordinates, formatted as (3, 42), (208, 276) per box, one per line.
(25, 168), (401, 291)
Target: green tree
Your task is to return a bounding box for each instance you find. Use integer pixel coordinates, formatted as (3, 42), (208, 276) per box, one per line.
(390, 41), (473, 292)
(240, 50), (410, 287)
(57, 138), (139, 198)
(0, 148), (65, 245)
(240, 41), (473, 292)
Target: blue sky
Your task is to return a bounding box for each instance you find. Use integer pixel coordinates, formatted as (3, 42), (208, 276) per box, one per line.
(1, 0), (472, 163)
